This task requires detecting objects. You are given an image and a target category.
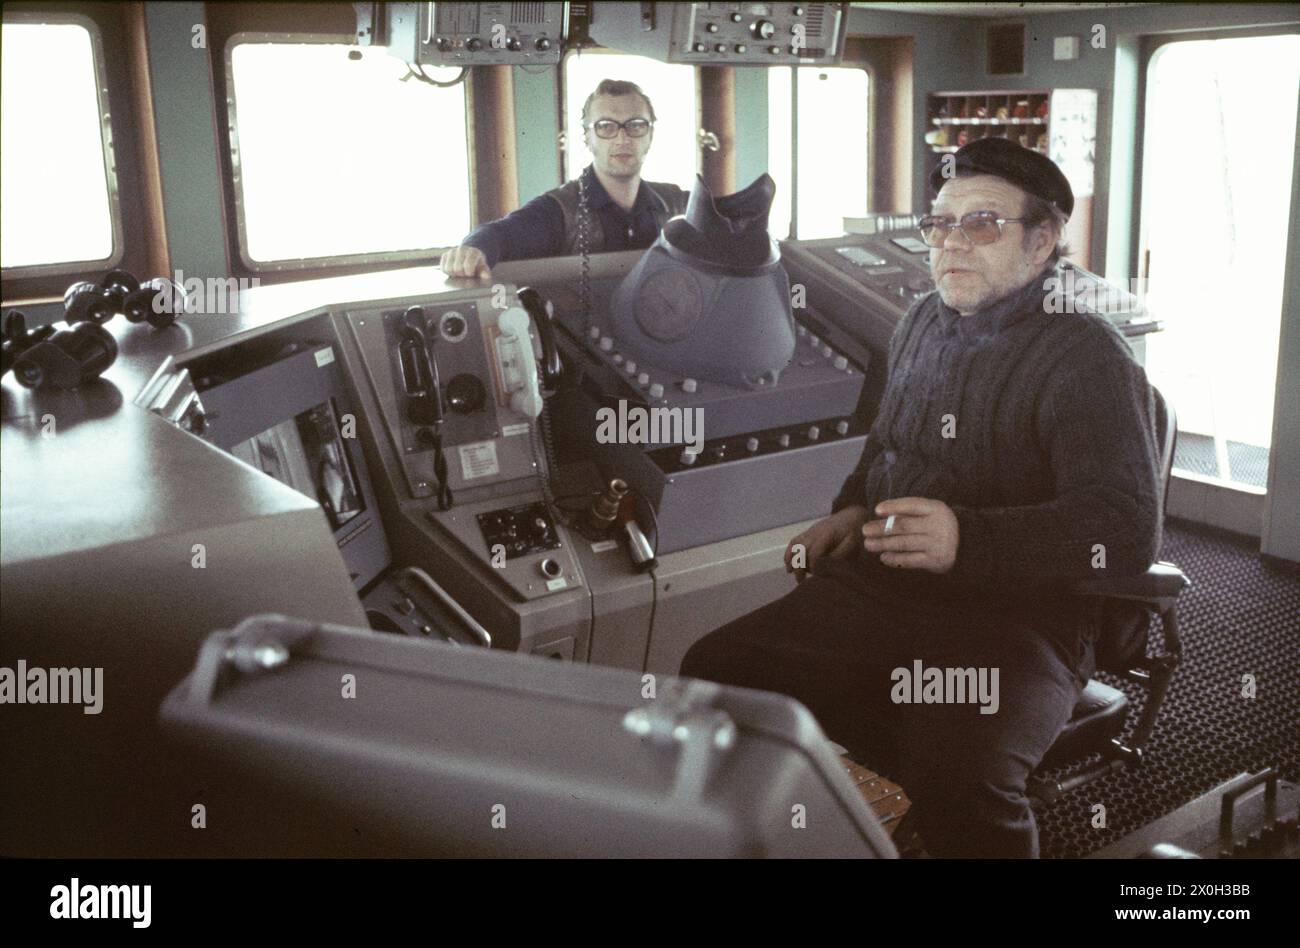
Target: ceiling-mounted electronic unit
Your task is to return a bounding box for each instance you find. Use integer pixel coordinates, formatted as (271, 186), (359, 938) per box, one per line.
(355, 2), (566, 66)
(587, 2), (847, 66)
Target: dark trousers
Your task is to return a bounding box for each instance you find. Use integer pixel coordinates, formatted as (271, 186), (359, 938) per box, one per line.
(679, 571), (1092, 858)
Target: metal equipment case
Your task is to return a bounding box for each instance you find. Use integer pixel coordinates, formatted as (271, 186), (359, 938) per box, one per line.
(161, 614), (898, 858)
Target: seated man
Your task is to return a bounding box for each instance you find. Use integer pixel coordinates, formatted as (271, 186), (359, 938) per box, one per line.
(439, 79), (689, 279)
(680, 138), (1161, 858)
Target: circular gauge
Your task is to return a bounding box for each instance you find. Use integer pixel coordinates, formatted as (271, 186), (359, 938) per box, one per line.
(636, 269), (703, 343)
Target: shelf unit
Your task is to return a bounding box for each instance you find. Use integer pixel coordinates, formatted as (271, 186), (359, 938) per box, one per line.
(924, 89), (1098, 269)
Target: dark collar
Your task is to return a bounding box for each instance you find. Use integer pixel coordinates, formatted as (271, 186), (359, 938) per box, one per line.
(935, 264), (1058, 337)
(580, 164), (659, 215)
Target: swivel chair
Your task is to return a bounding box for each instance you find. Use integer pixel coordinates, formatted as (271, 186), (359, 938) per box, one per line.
(1026, 384), (1189, 804)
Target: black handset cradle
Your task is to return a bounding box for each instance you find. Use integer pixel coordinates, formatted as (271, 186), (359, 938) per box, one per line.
(397, 309), (444, 427)
(397, 306), (453, 510)
(516, 287), (563, 394)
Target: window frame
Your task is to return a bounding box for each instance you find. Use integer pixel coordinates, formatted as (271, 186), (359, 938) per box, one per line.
(222, 30), (474, 276)
(768, 62), (872, 240)
(0, 10), (125, 282)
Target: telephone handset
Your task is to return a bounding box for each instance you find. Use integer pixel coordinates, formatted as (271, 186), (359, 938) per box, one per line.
(494, 287), (563, 419)
(397, 306), (453, 510)
(516, 287), (562, 393)
(397, 309), (444, 426)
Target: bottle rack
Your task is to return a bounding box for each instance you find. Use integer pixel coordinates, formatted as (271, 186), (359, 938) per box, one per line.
(925, 90), (1052, 153)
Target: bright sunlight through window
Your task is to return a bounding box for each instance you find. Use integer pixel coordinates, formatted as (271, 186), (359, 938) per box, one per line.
(1141, 33), (1300, 482)
(229, 42), (471, 265)
(1, 21), (115, 270)
(768, 66), (869, 240)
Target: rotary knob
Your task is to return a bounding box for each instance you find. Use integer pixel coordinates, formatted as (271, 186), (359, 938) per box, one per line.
(599, 336), (613, 351)
(466, 37), (484, 52)
(682, 378), (698, 394)
(746, 437), (760, 453)
(637, 372), (650, 387)
(807, 425), (821, 440)
(836, 420), (849, 435)
(753, 19), (776, 39)
(535, 37), (552, 51)
(778, 433), (791, 448)
(833, 355), (849, 370)
(648, 383), (664, 399)
(624, 360), (637, 375)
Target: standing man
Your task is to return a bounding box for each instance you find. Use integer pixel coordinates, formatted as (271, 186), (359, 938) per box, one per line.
(680, 138), (1162, 858)
(439, 79), (689, 279)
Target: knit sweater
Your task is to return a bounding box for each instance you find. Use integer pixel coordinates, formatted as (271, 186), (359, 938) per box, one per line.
(829, 263), (1161, 608)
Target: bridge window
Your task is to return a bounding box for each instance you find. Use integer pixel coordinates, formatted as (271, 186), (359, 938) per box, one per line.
(768, 66), (870, 239)
(562, 50), (698, 192)
(1, 18), (120, 273)
(227, 39), (471, 270)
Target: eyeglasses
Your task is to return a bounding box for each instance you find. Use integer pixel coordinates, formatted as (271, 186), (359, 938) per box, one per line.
(918, 211), (1031, 247)
(586, 118), (653, 139)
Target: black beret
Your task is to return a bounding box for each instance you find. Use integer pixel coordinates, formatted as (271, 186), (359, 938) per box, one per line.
(929, 137), (1074, 219)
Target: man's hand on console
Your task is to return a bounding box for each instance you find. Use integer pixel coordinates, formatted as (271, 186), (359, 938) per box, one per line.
(785, 505), (871, 584)
(439, 245), (492, 279)
(862, 497), (959, 574)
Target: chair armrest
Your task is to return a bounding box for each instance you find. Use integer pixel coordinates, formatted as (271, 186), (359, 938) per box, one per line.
(1069, 561), (1190, 614)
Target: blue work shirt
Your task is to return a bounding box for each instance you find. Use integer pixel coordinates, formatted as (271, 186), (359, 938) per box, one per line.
(461, 164), (672, 267)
